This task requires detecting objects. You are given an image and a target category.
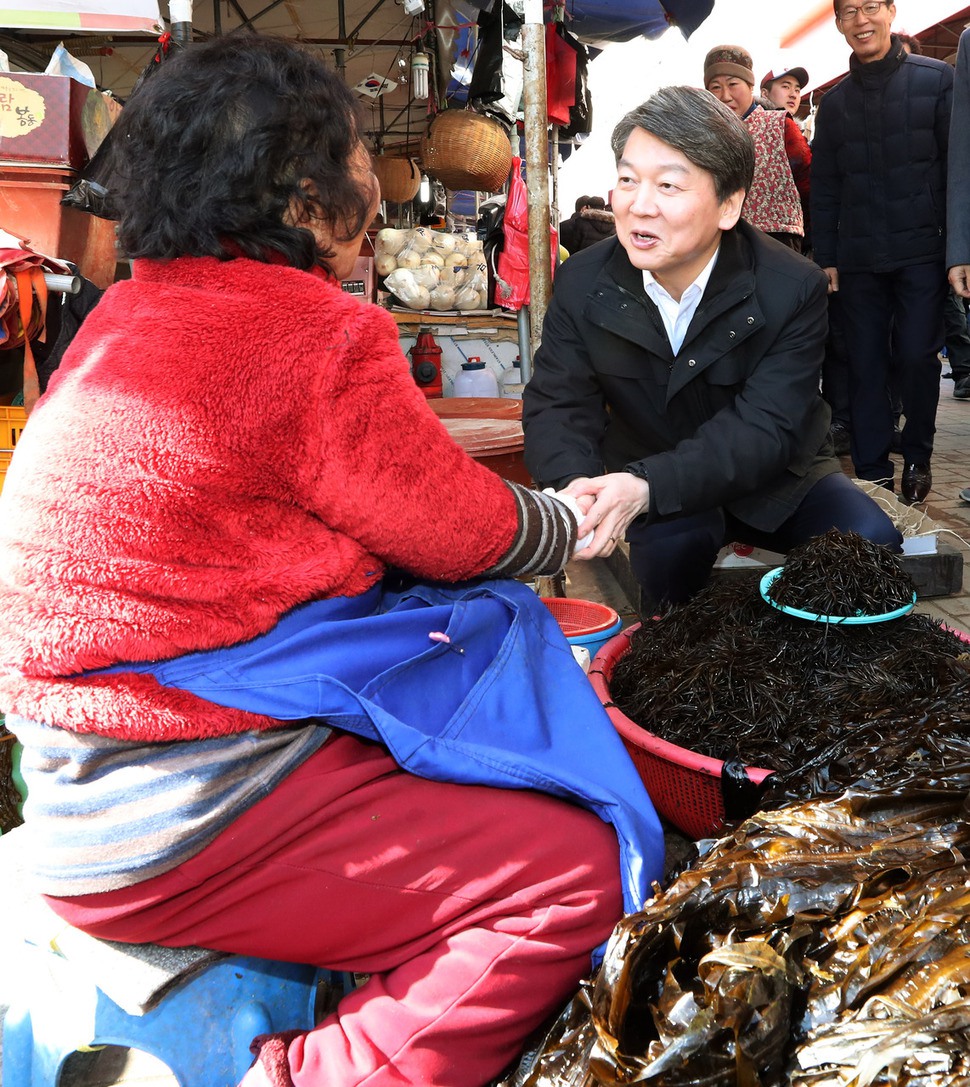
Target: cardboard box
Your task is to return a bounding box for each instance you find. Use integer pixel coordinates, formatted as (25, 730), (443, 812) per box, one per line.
(0, 73), (111, 170)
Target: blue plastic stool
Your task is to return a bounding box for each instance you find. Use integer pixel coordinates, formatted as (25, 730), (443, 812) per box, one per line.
(2, 948), (322, 1087)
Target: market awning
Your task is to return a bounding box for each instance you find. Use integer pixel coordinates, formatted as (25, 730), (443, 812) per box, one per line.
(0, 0), (160, 32)
(0, 0), (714, 151)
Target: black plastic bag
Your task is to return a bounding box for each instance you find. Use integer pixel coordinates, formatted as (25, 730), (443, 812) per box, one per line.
(60, 33), (180, 220)
(467, 3), (523, 109)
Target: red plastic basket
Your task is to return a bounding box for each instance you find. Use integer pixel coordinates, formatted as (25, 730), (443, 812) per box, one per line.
(541, 597), (620, 637)
(588, 624), (773, 840)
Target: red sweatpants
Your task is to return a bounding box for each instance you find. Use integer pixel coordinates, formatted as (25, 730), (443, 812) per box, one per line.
(45, 733), (623, 1087)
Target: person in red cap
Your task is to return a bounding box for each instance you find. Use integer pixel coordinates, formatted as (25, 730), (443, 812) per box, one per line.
(760, 66), (809, 117)
(704, 45), (811, 252)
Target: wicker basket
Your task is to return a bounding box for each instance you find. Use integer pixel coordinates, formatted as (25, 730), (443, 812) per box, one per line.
(372, 155), (422, 204)
(419, 109), (512, 193)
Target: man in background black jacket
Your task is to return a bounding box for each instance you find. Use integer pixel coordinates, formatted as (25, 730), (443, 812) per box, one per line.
(559, 195), (616, 255)
(810, 0), (952, 504)
(522, 86), (900, 610)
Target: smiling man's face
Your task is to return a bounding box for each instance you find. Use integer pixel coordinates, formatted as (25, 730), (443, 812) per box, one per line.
(836, 1), (896, 64)
(612, 127), (744, 301)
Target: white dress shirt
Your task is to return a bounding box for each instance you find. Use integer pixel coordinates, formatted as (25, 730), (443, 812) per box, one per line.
(642, 248), (720, 355)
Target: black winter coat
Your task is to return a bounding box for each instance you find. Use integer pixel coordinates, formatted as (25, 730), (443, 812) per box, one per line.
(559, 208), (616, 255)
(946, 28), (970, 270)
(522, 221), (838, 533)
(810, 36), (952, 273)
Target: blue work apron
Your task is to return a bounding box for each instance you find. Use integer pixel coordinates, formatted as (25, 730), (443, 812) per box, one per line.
(95, 577), (664, 919)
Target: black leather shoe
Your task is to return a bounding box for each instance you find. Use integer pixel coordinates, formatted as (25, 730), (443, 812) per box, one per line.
(901, 462), (932, 504)
(829, 422), (851, 456)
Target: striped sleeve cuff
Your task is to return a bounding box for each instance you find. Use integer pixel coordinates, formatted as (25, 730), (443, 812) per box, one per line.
(485, 482), (578, 578)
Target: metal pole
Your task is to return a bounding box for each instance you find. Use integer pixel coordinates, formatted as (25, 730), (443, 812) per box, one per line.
(517, 307), (532, 383)
(335, 0), (347, 80)
(550, 123), (560, 235)
(521, 0), (551, 364)
(169, 0), (193, 44)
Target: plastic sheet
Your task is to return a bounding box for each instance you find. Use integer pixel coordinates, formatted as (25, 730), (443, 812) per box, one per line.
(505, 689), (970, 1086)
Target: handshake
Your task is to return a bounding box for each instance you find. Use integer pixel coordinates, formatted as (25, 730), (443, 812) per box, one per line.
(543, 488), (595, 553)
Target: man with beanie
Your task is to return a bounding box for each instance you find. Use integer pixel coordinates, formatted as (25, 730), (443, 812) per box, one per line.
(704, 44), (811, 251)
(810, 1), (952, 504)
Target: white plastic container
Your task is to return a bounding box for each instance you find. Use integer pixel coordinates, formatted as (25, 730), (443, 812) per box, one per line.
(501, 365), (524, 399)
(453, 358), (499, 398)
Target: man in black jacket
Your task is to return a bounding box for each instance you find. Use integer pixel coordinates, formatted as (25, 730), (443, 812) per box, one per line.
(559, 195), (616, 255)
(522, 85), (900, 609)
(949, 28), (970, 504)
(810, 1), (953, 504)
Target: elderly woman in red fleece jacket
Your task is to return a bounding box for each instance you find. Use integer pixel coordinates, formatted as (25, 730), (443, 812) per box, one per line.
(0, 34), (664, 1087)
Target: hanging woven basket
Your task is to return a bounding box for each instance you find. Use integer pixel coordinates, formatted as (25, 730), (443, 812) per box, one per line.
(419, 109), (512, 194)
(372, 155), (422, 204)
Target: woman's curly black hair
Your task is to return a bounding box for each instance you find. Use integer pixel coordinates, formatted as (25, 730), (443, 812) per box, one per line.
(110, 34), (374, 272)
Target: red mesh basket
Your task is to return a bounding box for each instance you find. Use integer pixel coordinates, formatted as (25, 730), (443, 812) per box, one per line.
(541, 597), (620, 637)
(588, 624), (773, 840)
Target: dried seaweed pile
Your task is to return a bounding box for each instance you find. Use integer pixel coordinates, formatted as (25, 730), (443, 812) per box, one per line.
(608, 531), (970, 772)
(507, 697), (970, 1087)
(767, 528), (915, 617)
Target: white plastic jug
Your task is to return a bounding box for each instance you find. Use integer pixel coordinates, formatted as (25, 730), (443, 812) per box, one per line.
(453, 358), (499, 398)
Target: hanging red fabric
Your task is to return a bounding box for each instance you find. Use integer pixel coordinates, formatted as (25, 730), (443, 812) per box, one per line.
(545, 23), (578, 128)
(495, 157), (558, 312)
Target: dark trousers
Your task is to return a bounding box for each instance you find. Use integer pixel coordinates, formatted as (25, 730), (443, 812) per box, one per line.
(821, 293), (850, 428)
(838, 262), (946, 483)
(627, 471), (902, 610)
(45, 735), (622, 1087)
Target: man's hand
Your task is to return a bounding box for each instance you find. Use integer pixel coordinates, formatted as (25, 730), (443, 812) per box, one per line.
(560, 473), (650, 558)
(949, 265), (970, 299)
(823, 267), (839, 294)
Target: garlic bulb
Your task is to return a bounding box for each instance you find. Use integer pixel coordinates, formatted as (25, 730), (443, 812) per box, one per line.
(408, 227), (434, 253)
(439, 266), (466, 288)
(430, 232), (458, 253)
(429, 285), (457, 310)
(411, 264), (441, 290)
(385, 268), (430, 310)
(375, 228), (409, 256)
(375, 253), (398, 277)
(455, 287), (482, 310)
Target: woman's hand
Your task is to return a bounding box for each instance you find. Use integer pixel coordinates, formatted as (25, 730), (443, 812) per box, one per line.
(560, 473), (650, 558)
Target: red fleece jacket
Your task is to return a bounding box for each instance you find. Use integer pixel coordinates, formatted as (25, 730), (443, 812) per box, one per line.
(0, 256), (517, 741)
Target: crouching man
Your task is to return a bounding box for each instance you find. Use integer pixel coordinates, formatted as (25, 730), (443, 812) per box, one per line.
(522, 85), (900, 611)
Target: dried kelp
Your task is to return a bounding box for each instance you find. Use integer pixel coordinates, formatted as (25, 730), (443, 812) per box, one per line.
(504, 618), (970, 1087)
(509, 709), (970, 1086)
(767, 529), (916, 617)
(608, 535), (970, 773)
